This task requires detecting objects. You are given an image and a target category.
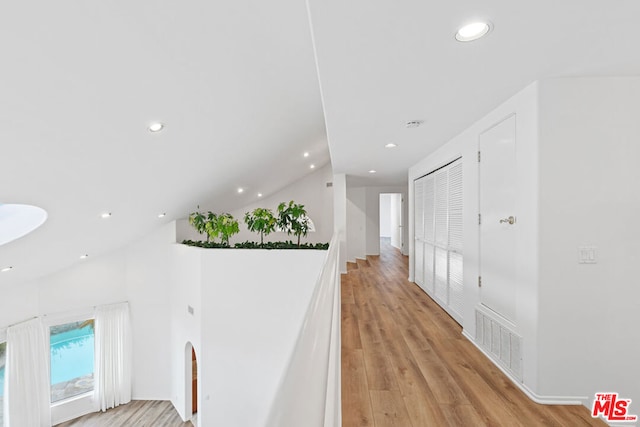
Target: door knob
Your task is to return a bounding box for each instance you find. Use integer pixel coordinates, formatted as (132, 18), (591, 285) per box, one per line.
(499, 216), (516, 225)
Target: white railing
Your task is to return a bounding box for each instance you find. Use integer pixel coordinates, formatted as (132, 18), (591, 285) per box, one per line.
(266, 233), (341, 427)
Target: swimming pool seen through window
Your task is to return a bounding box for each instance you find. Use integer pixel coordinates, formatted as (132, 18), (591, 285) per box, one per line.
(50, 320), (95, 403)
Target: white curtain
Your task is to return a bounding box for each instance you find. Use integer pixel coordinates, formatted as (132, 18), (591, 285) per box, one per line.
(94, 303), (132, 412)
(5, 318), (51, 427)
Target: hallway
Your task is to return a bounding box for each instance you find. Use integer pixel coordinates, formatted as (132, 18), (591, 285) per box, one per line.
(341, 239), (603, 426)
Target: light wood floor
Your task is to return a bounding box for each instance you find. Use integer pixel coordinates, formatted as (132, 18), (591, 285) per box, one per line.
(341, 239), (605, 427)
(54, 400), (192, 427)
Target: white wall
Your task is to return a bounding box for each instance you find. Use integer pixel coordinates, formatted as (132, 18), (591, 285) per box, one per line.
(177, 163), (334, 246)
(333, 174), (347, 273)
(169, 243), (203, 422)
(0, 222), (177, 424)
(409, 76), (640, 407)
(346, 187), (366, 262)
(390, 193), (401, 249)
(265, 235), (341, 427)
(379, 194), (392, 237)
(124, 223), (175, 400)
(0, 283), (39, 330)
(169, 247), (326, 426)
(536, 77), (640, 404)
(346, 185), (408, 258)
(409, 82), (540, 396)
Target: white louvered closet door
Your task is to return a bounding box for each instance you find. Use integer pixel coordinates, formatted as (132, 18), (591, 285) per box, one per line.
(423, 176), (435, 293)
(433, 169), (449, 305)
(412, 158), (463, 325)
(414, 178), (425, 287)
(434, 169), (449, 248)
(448, 162), (464, 320)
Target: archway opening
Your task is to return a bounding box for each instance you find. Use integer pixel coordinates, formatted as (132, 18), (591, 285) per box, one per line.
(185, 342), (198, 425)
(191, 347), (198, 417)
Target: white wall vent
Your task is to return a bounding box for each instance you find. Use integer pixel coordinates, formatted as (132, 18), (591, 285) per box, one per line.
(475, 309), (523, 381)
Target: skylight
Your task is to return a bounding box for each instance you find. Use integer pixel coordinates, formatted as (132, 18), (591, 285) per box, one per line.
(0, 204), (48, 246)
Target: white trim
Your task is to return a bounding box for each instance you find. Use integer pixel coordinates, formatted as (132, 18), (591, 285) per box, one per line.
(46, 309), (100, 424)
(41, 308), (95, 328)
(462, 330), (587, 406)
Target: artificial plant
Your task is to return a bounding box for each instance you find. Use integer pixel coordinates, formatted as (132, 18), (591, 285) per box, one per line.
(209, 213), (239, 247)
(244, 207), (276, 246)
(189, 211), (239, 246)
(277, 200), (310, 247)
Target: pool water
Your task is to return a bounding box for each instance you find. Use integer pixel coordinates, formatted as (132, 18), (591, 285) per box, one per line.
(0, 342), (5, 398)
(0, 364), (4, 397)
(50, 325), (94, 386)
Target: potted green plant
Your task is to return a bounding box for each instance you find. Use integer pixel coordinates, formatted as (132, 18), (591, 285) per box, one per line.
(244, 207), (276, 246)
(189, 211), (214, 242)
(189, 211), (239, 246)
(209, 213), (239, 247)
(277, 200), (311, 247)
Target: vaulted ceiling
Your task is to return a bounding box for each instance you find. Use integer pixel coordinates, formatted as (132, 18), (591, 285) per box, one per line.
(1, 0), (639, 285)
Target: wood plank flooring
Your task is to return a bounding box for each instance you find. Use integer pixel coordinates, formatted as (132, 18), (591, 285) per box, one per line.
(54, 400), (192, 427)
(341, 239), (605, 427)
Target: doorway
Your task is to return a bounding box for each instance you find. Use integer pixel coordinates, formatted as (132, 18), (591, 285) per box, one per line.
(192, 348), (198, 417)
(185, 342), (198, 425)
(379, 193), (403, 251)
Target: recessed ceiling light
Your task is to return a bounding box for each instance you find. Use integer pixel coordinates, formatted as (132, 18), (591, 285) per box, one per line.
(303, 152), (310, 157)
(158, 213), (166, 218)
(385, 143), (397, 148)
(369, 170), (377, 174)
(1, 266), (13, 273)
(237, 188), (244, 194)
(405, 120), (423, 128)
(257, 193), (263, 198)
(80, 254), (89, 260)
(455, 22), (492, 42)
(101, 212), (112, 219)
(310, 164), (315, 169)
(148, 122), (164, 132)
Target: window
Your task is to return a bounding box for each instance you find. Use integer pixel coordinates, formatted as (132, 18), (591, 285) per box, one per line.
(50, 320), (94, 403)
(0, 341), (5, 425)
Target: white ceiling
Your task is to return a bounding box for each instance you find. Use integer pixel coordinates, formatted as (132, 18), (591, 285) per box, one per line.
(309, 0), (640, 184)
(1, 0), (639, 285)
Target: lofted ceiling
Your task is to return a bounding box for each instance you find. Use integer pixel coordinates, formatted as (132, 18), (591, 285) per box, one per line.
(2, 0), (639, 286)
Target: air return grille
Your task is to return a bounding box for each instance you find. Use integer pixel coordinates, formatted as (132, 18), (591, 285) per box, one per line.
(475, 310), (523, 381)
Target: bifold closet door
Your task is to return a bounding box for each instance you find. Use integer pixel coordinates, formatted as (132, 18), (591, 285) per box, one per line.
(414, 178), (425, 287)
(412, 158), (463, 324)
(448, 162), (464, 320)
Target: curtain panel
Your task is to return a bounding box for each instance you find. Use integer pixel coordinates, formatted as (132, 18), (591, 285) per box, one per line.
(5, 318), (51, 427)
(94, 303), (132, 412)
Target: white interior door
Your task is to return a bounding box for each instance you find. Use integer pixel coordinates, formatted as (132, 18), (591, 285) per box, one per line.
(479, 114), (517, 323)
(398, 194), (403, 251)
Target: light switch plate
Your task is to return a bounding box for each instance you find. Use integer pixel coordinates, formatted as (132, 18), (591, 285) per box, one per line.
(578, 246), (597, 264)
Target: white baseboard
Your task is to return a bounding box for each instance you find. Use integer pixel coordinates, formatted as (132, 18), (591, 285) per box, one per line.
(461, 330), (588, 406)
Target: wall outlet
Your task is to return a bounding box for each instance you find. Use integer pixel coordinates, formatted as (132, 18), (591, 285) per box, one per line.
(578, 246), (597, 264)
